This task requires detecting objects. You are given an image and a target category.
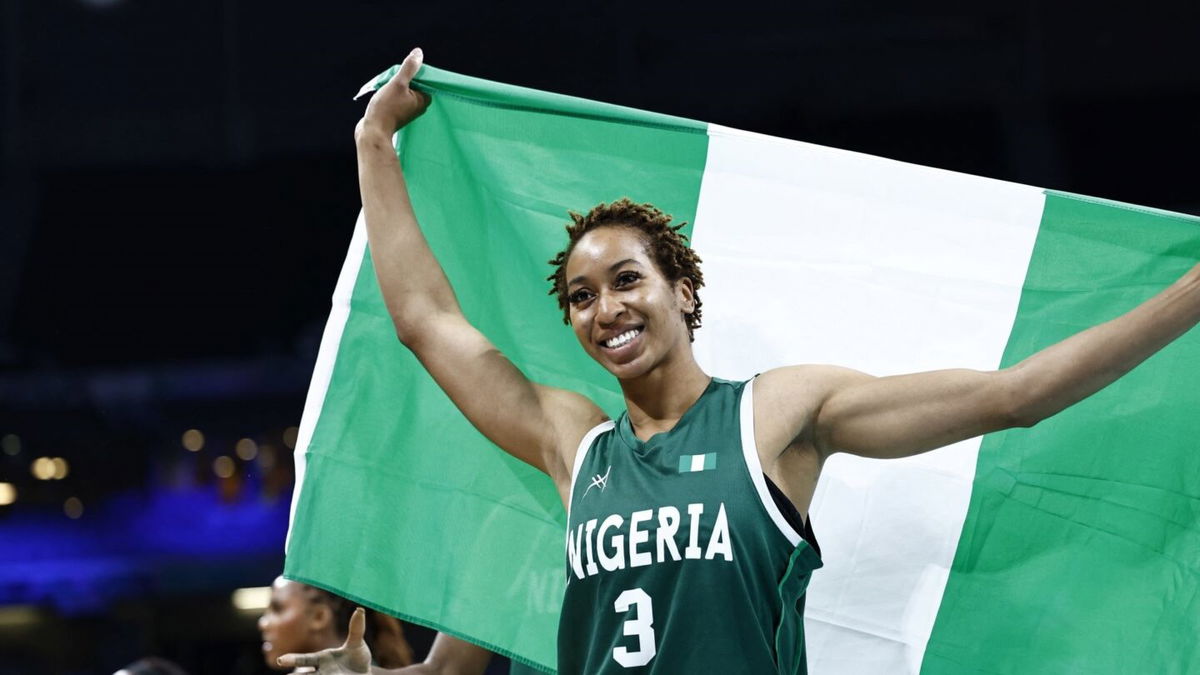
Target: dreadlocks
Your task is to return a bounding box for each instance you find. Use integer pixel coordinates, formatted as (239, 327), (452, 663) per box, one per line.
(547, 198), (705, 341)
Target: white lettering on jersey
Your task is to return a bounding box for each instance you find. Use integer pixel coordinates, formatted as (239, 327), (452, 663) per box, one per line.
(567, 525), (585, 579)
(567, 503), (734, 580)
(684, 503), (704, 559)
(584, 518), (599, 577)
(704, 503), (733, 561)
(628, 509), (653, 568)
(598, 515), (626, 571)
(656, 506), (681, 563)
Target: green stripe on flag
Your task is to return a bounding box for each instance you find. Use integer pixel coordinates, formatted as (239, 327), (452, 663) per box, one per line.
(923, 191), (1200, 674)
(367, 63), (706, 133)
(283, 65), (708, 671)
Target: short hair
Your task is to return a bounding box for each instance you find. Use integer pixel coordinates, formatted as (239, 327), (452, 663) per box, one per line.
(546, 198), (704, 341)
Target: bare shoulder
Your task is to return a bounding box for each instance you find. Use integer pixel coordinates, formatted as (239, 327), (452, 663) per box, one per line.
(752, 365), (872, 456)
(754, 364), (872, 409)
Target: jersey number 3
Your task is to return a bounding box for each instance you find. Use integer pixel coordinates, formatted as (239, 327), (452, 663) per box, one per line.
(613, 588), (656, 668)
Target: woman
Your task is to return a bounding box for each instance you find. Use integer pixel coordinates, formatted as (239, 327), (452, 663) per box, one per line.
(289, 48), (1200, 674)
(259, 577), (414, 672)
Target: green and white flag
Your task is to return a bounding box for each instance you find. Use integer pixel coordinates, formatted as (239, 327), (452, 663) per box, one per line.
(678, 453), (717, 473)
(284, 65), (1200, 674)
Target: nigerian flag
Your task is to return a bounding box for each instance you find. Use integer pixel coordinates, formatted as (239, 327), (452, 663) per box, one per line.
(283, 64), (1200, 674)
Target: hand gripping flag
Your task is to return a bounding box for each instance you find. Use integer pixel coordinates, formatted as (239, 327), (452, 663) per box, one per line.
(284, 64), (1200, 674)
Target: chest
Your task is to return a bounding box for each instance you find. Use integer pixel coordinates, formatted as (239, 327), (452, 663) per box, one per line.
(567, 424), (769, 580)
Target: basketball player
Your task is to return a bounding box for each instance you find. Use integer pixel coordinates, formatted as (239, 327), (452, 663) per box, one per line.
(285, 48), (1200, 673)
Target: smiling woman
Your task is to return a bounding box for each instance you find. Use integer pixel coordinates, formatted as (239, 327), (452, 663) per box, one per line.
(548, 199), (705, 340)
(547, 200), (705, 386)
(286, 49), (1200, 675)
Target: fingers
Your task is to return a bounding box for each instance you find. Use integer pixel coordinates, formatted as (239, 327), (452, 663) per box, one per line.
(345, 606), (367, 648)
(276, 651), (323, 668)
(395, 47), (424, 87)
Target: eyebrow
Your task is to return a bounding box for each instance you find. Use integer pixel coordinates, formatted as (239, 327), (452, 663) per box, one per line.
(567, 259), (642, 288)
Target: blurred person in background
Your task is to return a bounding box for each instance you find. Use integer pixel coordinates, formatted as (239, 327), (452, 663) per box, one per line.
(260, 577), (415, 673)
(277, 609), (503, 675)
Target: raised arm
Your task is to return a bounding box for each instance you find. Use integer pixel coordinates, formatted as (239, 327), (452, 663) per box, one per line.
(354, 50), (605, 489)
(756, 263), (1200, 464)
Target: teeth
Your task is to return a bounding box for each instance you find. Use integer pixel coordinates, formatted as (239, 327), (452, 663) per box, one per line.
(604, 329), (641, 348)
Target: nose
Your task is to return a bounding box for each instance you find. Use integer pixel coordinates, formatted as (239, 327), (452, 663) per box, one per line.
(258, 613), (269, 631)
(596, 290), (625, 326)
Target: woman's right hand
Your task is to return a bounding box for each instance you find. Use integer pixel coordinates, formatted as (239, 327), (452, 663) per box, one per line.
(357, 48), (432, 137)
(277, 607), (372, 674)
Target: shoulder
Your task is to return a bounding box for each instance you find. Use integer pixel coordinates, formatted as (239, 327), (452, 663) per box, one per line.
(754, 364), (871, 401)
(751, 365), (872, 454)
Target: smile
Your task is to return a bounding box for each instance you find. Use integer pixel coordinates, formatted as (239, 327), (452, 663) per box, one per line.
(602, 327), (643, 349)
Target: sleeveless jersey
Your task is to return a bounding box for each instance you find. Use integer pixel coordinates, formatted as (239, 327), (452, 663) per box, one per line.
(558, 378), (823, 674)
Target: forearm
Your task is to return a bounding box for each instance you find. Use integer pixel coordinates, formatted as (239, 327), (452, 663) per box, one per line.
(805, 268), (1200, 460)
(355, 122), (462, 341)
(375, 665), (437, 675)
(1009, 263), (1200, 425)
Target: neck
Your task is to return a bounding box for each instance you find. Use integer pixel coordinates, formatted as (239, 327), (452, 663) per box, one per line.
(619, 348), (710, 441)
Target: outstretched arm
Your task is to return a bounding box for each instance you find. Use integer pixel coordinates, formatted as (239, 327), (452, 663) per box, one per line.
(354, 50), (605, 488)
(758, 263), (1200, 462)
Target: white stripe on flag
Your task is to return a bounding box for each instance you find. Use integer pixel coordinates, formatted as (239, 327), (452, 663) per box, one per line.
(691, 454), (706, 472)
(286, 211), (369, 553)
(690, 124), (1045, 673)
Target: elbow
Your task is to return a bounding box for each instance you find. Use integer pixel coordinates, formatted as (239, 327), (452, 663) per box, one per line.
(1005, 406), (1039, 430)
(392, 316), (421, 347)
(393, 320), (436, 353)
(392, 307), (452, 352)
(387, 297), (457, 348)
(387, 299), (429, 347)
(996, 366), (1043, 430)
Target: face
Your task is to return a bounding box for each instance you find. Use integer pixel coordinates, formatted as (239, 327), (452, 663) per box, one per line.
(258, 577), (324, 669)
(564, 226), (695, 379)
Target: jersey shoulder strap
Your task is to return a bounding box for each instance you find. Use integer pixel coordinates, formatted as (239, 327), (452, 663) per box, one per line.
(566, 418), (616, 520)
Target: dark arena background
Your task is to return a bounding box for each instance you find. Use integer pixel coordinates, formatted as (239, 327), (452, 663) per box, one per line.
(1, 2), (1197, 673)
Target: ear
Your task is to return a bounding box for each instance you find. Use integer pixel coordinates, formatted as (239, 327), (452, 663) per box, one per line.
(674, 278), (696, 315)
(307, 601), (333, 633)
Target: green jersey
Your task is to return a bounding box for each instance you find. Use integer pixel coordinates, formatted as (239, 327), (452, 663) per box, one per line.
(559, 378), (823, 674)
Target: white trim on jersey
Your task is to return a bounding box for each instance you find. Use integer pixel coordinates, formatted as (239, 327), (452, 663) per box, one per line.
(567, 419), (617, 521)
(740, 377), (803, 547)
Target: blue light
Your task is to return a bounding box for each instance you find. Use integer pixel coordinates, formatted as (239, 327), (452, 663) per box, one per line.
(0, 483), (291, 613)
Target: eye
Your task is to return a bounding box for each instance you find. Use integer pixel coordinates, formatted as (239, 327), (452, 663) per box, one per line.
(568, 288), (594, 305)
(614, 271), (641, 287)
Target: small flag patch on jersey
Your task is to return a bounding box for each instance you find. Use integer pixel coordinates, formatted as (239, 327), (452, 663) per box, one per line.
(678, 453), (717, 473)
